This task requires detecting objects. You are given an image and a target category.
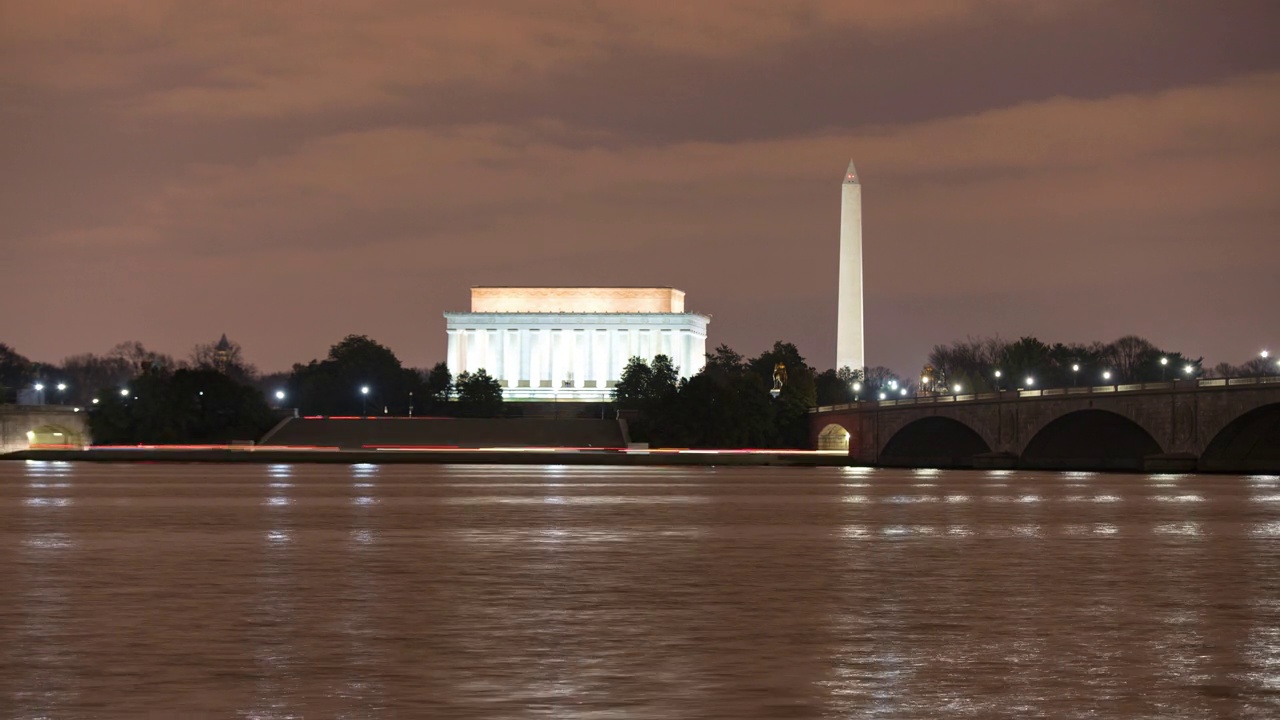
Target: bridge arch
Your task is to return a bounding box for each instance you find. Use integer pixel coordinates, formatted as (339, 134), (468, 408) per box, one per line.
(817, 423), (851, 452)
(1021, 409), (1162, 471)
(880, 416), (991, 468)
(1200, 402), (1280, 472)
(28, 423), (87, 449)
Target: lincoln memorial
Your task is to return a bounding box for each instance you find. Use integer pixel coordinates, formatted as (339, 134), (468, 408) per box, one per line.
(444, 287), (710, 400)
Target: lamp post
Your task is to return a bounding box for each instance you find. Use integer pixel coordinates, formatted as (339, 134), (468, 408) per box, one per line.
(56, 382), (67, 405)
(993, 369), (1002, 392)
(1159, 357), (1168, 381)
(1025, 377), (1035, 389)
(952, 383), (962, 395)
(851, 381), (862, 402)
(360, 385), (370, 416)
(1102, 370), (1112, 384)
(1071, 363), (1080, 387)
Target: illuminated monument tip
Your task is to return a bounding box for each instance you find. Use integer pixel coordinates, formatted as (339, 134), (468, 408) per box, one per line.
(844, 159), (859, 185)
(836, 160), (865, 372)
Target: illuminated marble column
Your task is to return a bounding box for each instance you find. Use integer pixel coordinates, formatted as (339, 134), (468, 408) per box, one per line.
(489, 328), (503, 384)
(446, 329), (461, 376)
(519, 328), (532, 386)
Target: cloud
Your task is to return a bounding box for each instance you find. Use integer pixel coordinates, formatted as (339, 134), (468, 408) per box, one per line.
(2, 0), (1105, 118)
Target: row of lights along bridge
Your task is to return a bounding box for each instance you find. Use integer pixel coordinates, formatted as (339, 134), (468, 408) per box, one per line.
(855, 351), (1278, 402)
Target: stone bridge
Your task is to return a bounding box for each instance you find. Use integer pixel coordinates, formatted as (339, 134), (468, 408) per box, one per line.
(0, 406), (92, 455)
(810, 377), (1280, 473)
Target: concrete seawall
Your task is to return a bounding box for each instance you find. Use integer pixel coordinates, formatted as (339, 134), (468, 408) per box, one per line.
(2, 448), (850, 467)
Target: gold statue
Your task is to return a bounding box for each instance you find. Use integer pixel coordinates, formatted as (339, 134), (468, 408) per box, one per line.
(772, 362), (788, 392)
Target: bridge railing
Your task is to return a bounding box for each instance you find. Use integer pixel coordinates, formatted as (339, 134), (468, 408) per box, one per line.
(811, 374), (1280, 413)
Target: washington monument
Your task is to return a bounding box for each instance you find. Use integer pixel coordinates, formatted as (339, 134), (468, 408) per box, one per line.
(836, 160), (865, 373)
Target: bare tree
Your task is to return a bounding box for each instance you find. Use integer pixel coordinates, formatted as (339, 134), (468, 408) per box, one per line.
(1100, 335), (1158, 382)
(108, 341), (177, 374)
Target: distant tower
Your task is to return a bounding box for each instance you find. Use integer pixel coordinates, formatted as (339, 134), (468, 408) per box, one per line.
(836, 160), (865, 373)
(213, 333), (233, 372)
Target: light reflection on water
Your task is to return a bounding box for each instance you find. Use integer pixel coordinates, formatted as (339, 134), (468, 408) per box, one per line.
(1, 463), (1278, 718)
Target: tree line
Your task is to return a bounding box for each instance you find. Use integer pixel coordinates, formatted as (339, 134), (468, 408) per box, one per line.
(0, 335), (504, 444)
(923, 335), (1208, 394)
(2, 331), (1272, 447)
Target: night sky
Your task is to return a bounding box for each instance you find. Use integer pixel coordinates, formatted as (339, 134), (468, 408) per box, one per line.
(4, 1), (1278, 375)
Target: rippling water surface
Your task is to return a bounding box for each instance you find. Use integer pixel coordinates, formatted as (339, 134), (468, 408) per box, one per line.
(2, 462), (1280, 718)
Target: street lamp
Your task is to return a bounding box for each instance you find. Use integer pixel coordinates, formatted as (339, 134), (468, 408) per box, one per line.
(953, 383), (962, 394)
(1025, 377), (1035, 388)
(1263, 350), (1271, 359)
(851, 381), (862, 401)
(360, 385), (370, 415)
(900, 388), (908, 397)
(878, 392), (887, 400)
(1103, 371), (1112, 382)
(275, 390), (286, 401)
(1071, 363), (1080, 387)
(994, 369), (1002, 391)
(1160, 357), (1168, 381)
(56, 382), (67, 404)
(120, 388), (130, 397)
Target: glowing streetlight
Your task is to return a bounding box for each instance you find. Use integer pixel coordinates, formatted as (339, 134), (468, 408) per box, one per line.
(878, 392), (887, 400)
(360, 385), (371, 415)
(851, 381), (862, 401)
(92, 398), (100, 405)
(952, 383), (962, 394)
(34, 383), (44, 392)
(993, 369), (1002, 392)
(120, 388), (130, 397)
(1103, 371), (1112, 382)
(1262, 350), (1270, 359)
(1025, 377), (1035, 387)
(900, 388), (908, 397)
(1184, 364), (1194, 376)
(275, 390), (286, 401)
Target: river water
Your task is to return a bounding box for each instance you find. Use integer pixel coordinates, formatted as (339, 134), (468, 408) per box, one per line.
(2, 462), (1279, 718)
